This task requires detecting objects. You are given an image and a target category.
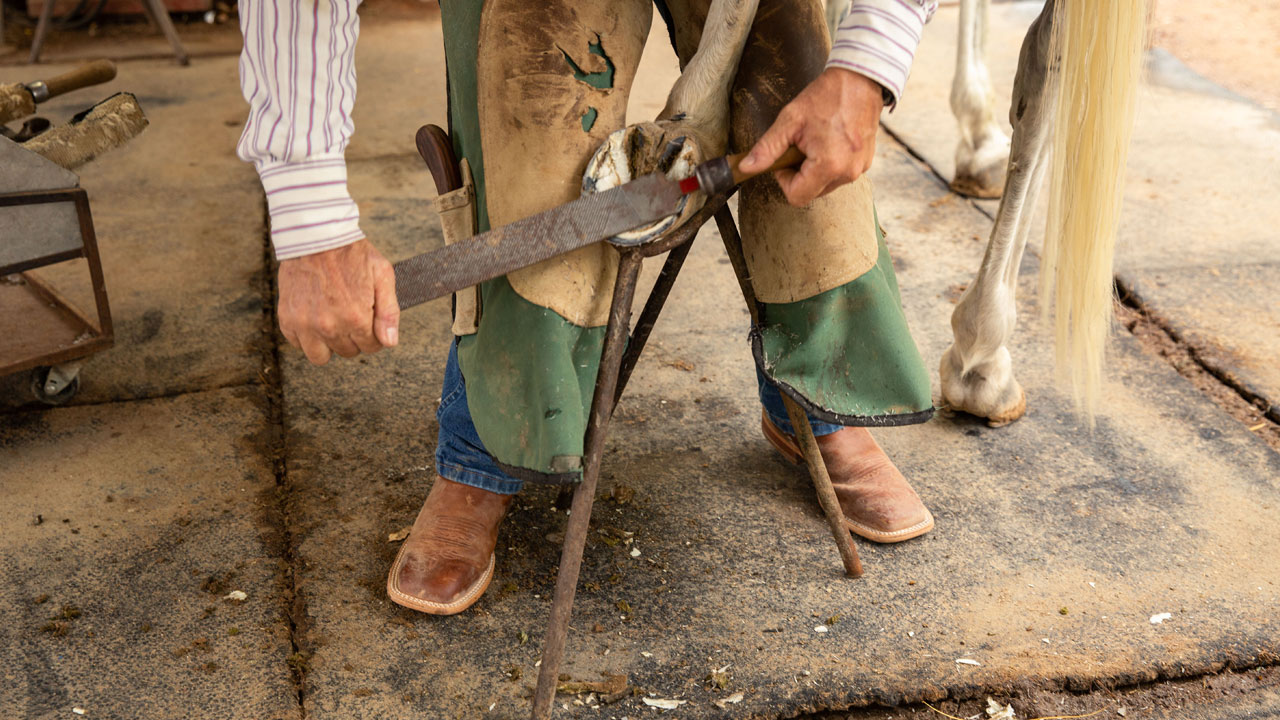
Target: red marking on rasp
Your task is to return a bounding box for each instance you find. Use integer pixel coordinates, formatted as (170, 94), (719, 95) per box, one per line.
(678, 176), (701, 195)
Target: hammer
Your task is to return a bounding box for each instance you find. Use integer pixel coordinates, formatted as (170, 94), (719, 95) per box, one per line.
(0, 59), (118, 125)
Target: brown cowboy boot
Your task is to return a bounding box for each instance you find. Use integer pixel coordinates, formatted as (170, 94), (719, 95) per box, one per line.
(386, 477), (513, 615)
(762, 411), (934, 543)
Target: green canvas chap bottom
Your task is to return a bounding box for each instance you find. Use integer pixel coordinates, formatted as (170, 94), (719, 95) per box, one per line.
(440, 0), (933, 481)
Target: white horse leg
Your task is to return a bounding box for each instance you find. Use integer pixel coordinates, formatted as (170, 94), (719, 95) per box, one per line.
(939, 0), (1054, 426)
(659, 0), (760, 157)
(949, 0), (1010, 199)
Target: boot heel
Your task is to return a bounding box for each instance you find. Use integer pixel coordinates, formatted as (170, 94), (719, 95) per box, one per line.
(761, 410), (805, 465)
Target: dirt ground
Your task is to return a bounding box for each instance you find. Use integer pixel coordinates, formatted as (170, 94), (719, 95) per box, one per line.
(1151, 0), (1280, 113)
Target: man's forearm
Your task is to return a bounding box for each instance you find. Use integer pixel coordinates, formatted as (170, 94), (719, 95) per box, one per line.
(236, 0), (366, 260)
(827, 0), (938, 108)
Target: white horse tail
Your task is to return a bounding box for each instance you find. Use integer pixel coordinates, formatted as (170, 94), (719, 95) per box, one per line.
(1041, 0), (1148, 419)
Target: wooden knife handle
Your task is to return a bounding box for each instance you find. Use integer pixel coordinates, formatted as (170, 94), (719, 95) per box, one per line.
(726, 146), (806, 185)
(694, 147), (805, 195)
(39, 60), (118, 101)
(415, 124), (463, 195)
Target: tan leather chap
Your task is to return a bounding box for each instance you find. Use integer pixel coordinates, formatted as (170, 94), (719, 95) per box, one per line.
(729, 0), (879, 304)
(476, 0), (652, 328)
(433, 159), (481, 336)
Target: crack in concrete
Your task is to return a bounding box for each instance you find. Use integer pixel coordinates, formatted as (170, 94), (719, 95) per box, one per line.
(255, 207), (309, 719)
(1115, 280), (1280, 442)
(810, 662), (1280, 720)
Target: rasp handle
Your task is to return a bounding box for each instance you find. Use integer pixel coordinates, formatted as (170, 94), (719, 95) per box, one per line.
(693, 146), (805, 195)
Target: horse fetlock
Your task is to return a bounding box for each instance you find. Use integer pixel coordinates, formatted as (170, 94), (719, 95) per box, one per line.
(952, 127), (1010, 199)
(939, 344), (1026, 427)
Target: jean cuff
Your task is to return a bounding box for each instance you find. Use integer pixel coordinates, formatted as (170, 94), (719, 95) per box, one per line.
(436, 458), (523, 495)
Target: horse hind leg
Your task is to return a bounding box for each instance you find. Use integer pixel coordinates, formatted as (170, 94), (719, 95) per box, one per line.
(939, 0), (1054, 426)
(949, 0), (1009, 199)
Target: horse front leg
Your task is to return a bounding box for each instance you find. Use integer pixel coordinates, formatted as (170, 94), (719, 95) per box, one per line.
(939, 0), (1054, 426)
(949, 0), (1010, 199)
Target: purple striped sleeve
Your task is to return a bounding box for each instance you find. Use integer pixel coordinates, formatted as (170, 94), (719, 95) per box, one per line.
(258, 158), (364, 260)
(236, 0), (365, 260)
(828, 0), (936, 108)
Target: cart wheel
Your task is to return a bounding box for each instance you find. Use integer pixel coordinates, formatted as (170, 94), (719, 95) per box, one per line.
(30, 366), (81, 406)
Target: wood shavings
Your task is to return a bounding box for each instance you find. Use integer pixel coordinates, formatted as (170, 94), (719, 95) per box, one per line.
(713, 692), (744, 709)
(642, 697), (686, 709)
(923, 700), (1113, 720)
(986, 697), (1016, 719)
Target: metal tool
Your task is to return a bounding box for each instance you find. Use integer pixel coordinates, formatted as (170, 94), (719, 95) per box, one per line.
(0, 60), (117, 125)
(393, 144), (803, 309)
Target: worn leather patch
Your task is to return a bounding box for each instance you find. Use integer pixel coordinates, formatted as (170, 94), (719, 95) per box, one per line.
(730, 0), (879, 303)
(476, 0), (651, 328)
(738, 175), (880, 303)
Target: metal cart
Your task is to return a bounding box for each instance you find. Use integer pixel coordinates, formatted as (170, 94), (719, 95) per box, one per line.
(0, 179), (111, 404)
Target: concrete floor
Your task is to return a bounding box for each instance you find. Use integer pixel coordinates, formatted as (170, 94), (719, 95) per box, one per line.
(2, 4), (1278, 720)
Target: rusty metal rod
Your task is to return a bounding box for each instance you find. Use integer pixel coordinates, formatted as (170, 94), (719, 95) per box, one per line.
(714, 206), (862, 578)
(613, 238), (695, 407)
(28, 0), (57, 64)
(713, 207), (760, 325)
(531, 250), (644, 720)
(781, 395), (863, 577)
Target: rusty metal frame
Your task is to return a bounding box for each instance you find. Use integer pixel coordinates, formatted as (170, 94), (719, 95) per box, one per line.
(529, 196), (862, 719)
(0, 187), (113, 376)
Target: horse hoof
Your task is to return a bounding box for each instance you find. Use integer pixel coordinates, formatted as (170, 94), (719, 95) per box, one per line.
(939, 345), (1027, 427)
(582, 122), (703, 244)
(950, 171), (1005, 199)
(953, 135), (1010, 199)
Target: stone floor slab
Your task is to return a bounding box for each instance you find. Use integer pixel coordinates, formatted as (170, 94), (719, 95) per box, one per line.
(0, 388), (297, 720)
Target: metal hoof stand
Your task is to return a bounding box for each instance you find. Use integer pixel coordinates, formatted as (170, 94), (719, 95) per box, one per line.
(27, 0), (189, 65)
(525, 200), (863, 720)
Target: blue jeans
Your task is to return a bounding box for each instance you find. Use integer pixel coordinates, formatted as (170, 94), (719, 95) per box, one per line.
(435, 340), (841, 495)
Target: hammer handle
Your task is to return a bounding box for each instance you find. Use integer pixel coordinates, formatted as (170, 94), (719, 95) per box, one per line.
(37, 60), (118, 102)
(415, 124), (463, 195)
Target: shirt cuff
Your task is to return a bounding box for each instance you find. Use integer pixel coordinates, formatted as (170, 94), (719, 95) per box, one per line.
(827, 0), (931, 108)
(258, 155), (365, 261)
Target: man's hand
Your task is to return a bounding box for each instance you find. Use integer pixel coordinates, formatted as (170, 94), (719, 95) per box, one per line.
(738, 67), (885, 207)
(277, 238), (400, 365)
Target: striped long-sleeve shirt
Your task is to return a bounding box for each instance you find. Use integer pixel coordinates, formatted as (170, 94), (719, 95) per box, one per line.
(237, 0), (936, 261)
